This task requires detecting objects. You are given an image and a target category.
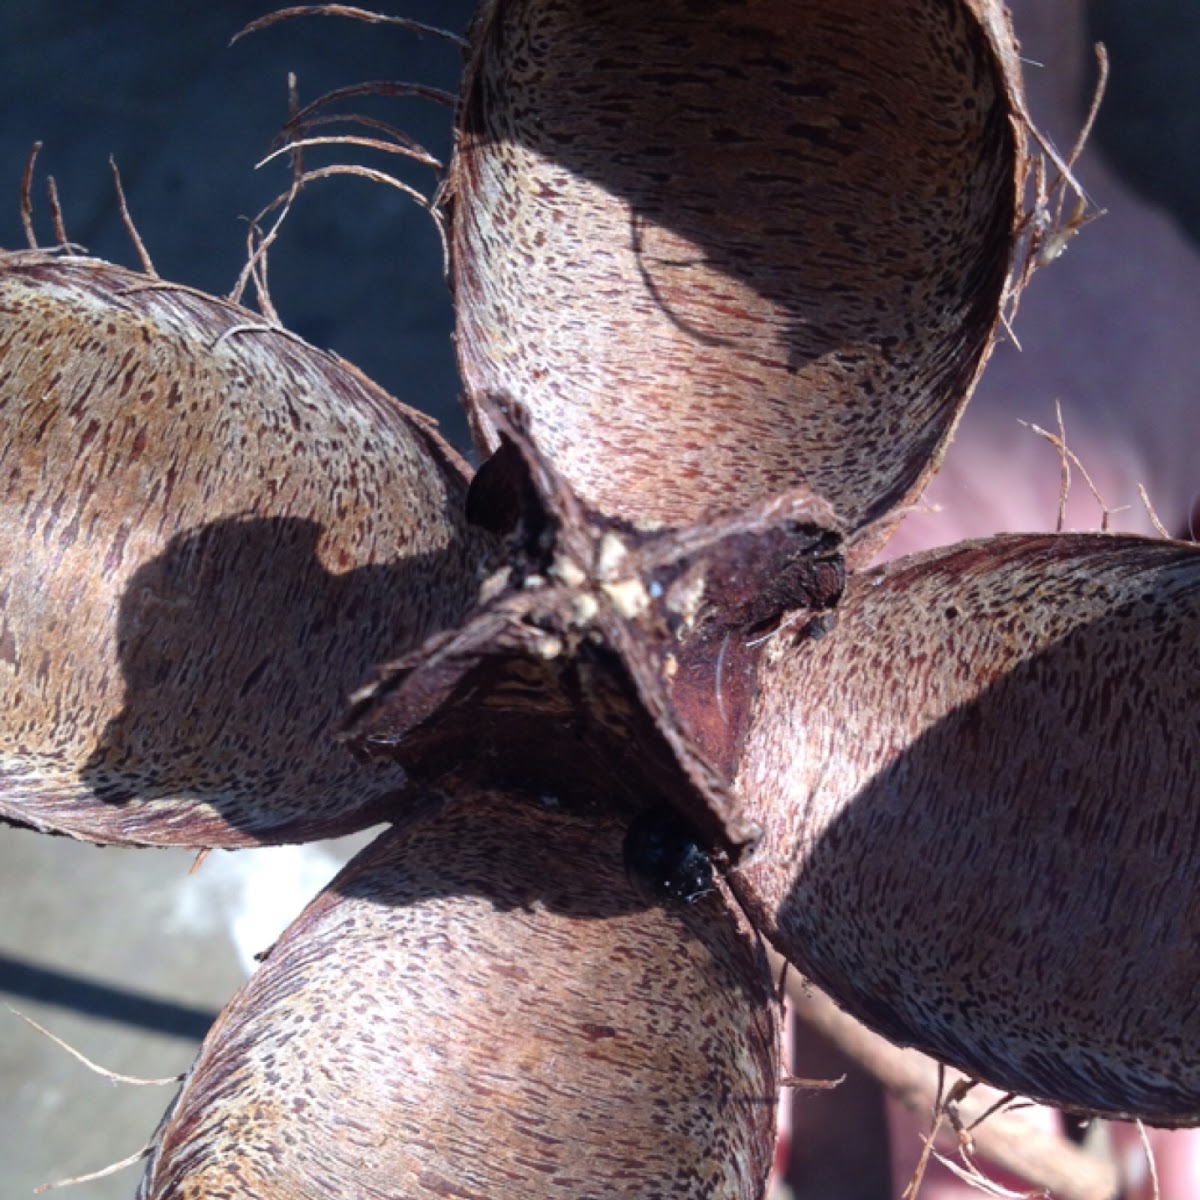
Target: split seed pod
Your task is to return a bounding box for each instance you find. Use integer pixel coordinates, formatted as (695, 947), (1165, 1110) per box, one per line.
(8, 0), (1200, 1195)
(0, 251), (487, 847)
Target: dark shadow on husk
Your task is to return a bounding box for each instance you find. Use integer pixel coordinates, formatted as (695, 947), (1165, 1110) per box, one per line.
(80, 514), (480, 841)
(777, 549), (1200, 1121)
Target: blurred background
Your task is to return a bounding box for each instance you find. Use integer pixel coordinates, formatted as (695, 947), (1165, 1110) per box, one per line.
(0, 0), (474, 447)
(0, 2), (1197, 1198)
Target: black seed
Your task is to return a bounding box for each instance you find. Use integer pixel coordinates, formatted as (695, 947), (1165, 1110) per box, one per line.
(623, 807), (714, 905)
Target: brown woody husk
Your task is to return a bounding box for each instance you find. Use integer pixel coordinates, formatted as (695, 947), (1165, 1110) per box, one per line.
(451, 0), (1029, 557)
(0, 251), (488, 847)
(9, 8), (1194, 1200)
(733, 533), (1200, 1124)
(138, 791), (782, 1199)
(357, 0), (1038, 853)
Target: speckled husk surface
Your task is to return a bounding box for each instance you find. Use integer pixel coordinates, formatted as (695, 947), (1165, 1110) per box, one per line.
(0, 251), (487, 847)
(138, 792), (782, 1200)
(731, 533), (1200, 1124)
(452, 0), (1024, 548)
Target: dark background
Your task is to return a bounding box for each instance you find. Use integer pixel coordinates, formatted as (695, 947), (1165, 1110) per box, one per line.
(1090, 0), (1200, 248)
(0, 0), (479, 448)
